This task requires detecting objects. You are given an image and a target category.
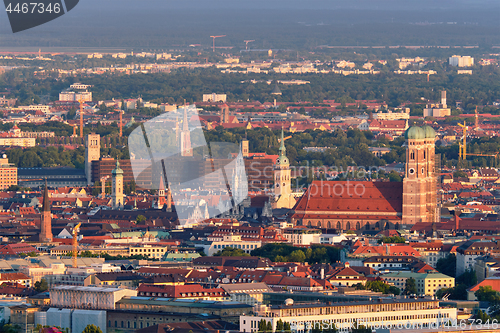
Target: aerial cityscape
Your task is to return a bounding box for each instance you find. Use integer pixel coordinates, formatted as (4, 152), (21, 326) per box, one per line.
(0, 1), (500, 333)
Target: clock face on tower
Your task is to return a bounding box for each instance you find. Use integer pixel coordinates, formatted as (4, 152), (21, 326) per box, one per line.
(409, 168), (415, 175)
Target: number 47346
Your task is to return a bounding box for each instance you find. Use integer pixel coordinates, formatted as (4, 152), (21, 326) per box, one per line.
(5, 2), (61, 14)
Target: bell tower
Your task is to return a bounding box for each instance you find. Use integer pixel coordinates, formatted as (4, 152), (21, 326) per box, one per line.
(402, 125), (437, 224)
(112, 160), (124, 209)
(273, 129), (295, 209)
(40, 179), (53, 243)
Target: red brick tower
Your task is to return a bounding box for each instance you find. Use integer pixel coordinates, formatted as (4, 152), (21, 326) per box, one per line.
(402, 126), (438, 224)
(40, 179), (53, 243)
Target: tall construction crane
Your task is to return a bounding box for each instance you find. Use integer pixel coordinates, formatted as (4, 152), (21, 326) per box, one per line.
(458, 121), (467, 161)
(475, 106), (479, 129)
(244, 40), (254, 50)
(458, 120), (499, 163)
(278, 135), (292, 143)
(72, 222), (81, 268)
(78, 98), (84, 138)
(210, 35), (225, 52)
(100, 175), (110, 198)
(119, 110), (124, 137)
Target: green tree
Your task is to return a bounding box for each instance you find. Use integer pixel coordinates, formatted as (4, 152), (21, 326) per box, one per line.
(82, 324), (103, 333)
(404, 277), (417, 295)
(476, 309), (491, 322)
(34, 279), (48, 292)
(288, 250), (306, 262)
(283, 322), (291, 332)
(258, 320), (269, 332)
(136, 215), (146, 224)
(276, 319), (284, 332)
(457, 269), (477, 288)
(377, 236), (405, 244)
(388, 171), (402, 182)
(351, 321), (371, 333)
(436, 254), (456, 277)
(475, 286), (500, 303)
(214, 247), (250, 257)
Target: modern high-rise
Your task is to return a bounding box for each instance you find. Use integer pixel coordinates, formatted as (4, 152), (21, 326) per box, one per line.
(85, 133), (100, 185)
(0, 155), (17, 190)
(449, 55), (474, 67)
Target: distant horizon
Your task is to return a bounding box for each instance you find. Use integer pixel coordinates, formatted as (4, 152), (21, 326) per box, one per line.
(0, 0), (499, 49)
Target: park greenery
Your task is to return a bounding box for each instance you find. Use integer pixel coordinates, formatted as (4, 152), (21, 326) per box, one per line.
(4, 122), (500, 178)
(214, 247), (250, 257)
(435, 268), (477, 300)
(354, 279), (400, 295)
(34, 279), (48, 292)
(377, 236), (406, 244)
(251, 243), (341, 264)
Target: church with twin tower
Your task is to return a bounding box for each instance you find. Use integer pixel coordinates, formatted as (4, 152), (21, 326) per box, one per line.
(289, 125), (439, 229)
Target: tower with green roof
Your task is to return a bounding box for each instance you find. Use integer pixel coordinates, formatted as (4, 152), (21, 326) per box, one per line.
(273, 129), (294, 208)
(112, 160), (124, 209)
(403, 125), (437, 224)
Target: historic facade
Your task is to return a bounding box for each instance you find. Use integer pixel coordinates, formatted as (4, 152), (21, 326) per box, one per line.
(111, 160), (124, 209)
(290, 125), (438, 230)
(402, 125), (438, 224)
(272, 129), (296, 209)
(40, 179), (53, 243)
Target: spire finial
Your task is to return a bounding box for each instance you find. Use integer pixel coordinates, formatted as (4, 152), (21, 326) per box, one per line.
(279, 127), (286, 156)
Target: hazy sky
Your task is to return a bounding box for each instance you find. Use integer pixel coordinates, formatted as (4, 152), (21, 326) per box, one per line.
(0, 0), (498, 48)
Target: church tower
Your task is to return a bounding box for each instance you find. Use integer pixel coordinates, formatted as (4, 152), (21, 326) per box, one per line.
(112, 160), (124, 209)
(402, 125), (438, 224)
(85, 133), (100, 185)
(220, 104), (230, 124)
(157, 175), (166, 209)
(273, 129), (294, 209)
(241, 135), (249, 158)
(40, 179), (53, 243)
(180, 107), (193, 157)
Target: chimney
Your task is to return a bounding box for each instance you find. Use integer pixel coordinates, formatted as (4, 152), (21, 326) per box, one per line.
(364, 238), (369, 246)
(441, 90), (447, 108)
(345, 262), (350, 268)
(320, 268), (324, 280)
(386, 244), (390, 256)
(455, 209), (460, 231)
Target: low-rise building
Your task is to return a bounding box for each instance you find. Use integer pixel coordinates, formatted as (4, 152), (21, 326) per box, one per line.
(381, 272), (454, 296)
(240, 298), (457, 332)
(128, 244), (169, 259)
(220, 283), (273, 305)
(137, 284), (229, 301)
(207, 234), (262, 256)
(50, 285), (137, 310)
(284, 227), (321, 245)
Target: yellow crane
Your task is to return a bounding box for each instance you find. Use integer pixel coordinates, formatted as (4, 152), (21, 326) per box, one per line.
(100, 175), (109, 198)
(72, 222), (81, 268)
(79, 98), (84, 138)
(458, 121), (467, 161)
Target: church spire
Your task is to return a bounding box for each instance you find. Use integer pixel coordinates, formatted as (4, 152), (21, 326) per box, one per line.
(279, 128), (287, 159)
(42, 178), (50, 212)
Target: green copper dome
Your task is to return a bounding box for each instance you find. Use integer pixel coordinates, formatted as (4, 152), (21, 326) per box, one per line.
(112, 160), (123, 176)
(421, 125), (436, 139)
(404, 126), (425, 140)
